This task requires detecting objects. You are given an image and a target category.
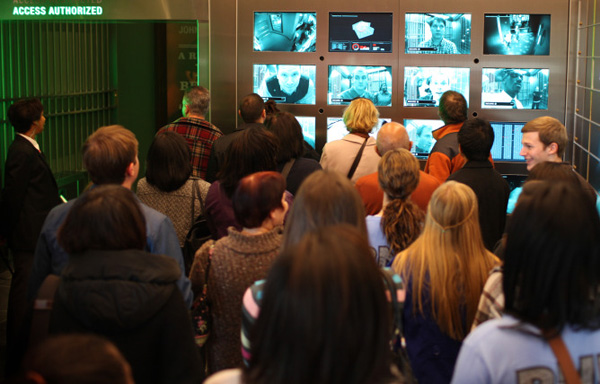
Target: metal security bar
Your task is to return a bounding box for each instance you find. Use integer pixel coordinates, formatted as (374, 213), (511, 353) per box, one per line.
(570, 0), (599, 190)
(0, 20), (116, 195)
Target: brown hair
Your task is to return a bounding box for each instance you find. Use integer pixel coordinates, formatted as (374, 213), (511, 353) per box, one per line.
(378, 149), (425, 254)
(521, 116), (568, 157)
(82, 125), (138, 185)
(233, 171), (286, 229)
(283, 170), (366, 248)
(58, 185), (146, 254)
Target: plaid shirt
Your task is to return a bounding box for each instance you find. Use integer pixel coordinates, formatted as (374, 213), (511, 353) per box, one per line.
(159, 117), (223, 179)
(418, 38), (458, 54)
(471, 267), (504, 331)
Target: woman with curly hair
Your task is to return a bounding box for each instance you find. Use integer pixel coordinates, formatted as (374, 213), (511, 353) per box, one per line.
(367, 148), (424, 267)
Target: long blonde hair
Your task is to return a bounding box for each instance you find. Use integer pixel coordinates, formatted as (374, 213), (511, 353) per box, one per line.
(392, 181), (498, 340)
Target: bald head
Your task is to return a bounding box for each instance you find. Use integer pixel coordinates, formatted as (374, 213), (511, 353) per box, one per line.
(376, 122), (412, 155)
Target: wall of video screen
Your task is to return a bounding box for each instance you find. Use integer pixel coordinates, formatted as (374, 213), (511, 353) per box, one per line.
(234, 0), (568, 168)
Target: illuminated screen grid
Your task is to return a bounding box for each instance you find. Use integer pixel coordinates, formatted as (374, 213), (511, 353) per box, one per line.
(405, 13), (471, 54)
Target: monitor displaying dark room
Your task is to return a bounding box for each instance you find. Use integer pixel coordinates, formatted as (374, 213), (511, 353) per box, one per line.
(404, 66), (470, 107)
(405, 13), (471, 54)
(329, 12), (393, 53)
(254, 12), (317, 52)
(489, 121), (526, 161)
(482, 68), (549, 109)
(484, 14), (550, 55)
(328, 65), (392, 106)
(295, 116), (316, 148)
(326, 117), (391, 143)
(404, 118), (444, 158)
(253, 64), (317, 105)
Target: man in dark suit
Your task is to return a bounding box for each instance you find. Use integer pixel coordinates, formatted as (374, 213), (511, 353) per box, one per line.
(0, 98), (62, 373)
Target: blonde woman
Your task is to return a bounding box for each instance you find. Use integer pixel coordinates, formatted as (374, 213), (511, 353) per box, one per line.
(392, 181), (499, 383)
(367, 148), (425, 267)
(320, 98), (381, 183)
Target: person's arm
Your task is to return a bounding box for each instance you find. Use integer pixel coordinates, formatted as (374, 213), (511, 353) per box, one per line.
(1, 145), (33, 236)
(188, 240), (214, 297)
(424, 151), (452, 183)
(240, 281), (266, 366)
(149, 216), (194, 307)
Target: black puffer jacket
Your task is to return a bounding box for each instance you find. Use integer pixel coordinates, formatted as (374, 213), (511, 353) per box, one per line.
(50, 249), (202, 384)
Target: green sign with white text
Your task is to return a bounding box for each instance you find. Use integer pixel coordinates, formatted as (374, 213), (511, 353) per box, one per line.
(2, 0), (207, 20)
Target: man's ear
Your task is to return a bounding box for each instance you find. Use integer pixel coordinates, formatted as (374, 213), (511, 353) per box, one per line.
(238, 110), (242, 119)
(546, 142), (559, 156)
(125, 161), (136, 177)
(261, 109), (266, 119)
(408, 141), (413, 151)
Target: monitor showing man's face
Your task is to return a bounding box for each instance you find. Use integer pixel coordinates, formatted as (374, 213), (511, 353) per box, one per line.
(430, 19), (446, 42)
(352, 69), (369, 93)
(277, 65), (302, 95)
(503, 71), (523, 97)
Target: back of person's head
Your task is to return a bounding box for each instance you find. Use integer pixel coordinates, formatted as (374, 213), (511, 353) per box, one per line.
(264, 111), (304, 163)
(343, 98), (380, 134)
(438, 90), (467, 124)
(504, 180), (600, 331)
(283, 170), (366, 248)
(521, 116), (568, 158)
(376, 122), (411, 155)
(58, 185), (146, 254)
(82, 125), (138, 185)
(379, 149), (424, 254)
(239, 93), (265, 123)
(527, 161), (580, 184)
(458, 118), (494, 161)
(7, 98), (44, 134)
(16, 334), (134, 384)
(145, 131), (191, 192)
(233, 171), (286, 229)
(183, 85), (210, 116)
(395, 181), (495, 340)
(245, 225), (394, 384)
(219, 126), (278, 197)
(264, 100), (280, 116)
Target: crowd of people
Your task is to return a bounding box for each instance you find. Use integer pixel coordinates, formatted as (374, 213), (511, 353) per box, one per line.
(0, 86), (599, 384)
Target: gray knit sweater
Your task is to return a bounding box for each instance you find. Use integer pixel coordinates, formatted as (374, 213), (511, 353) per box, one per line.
(189, 226), (283, 374)
(136, 177), (210, 247)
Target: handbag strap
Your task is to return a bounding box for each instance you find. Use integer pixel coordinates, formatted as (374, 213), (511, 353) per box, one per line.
(543, 330), (582, 384)
(281, 158), (296, 180)
(202, 245), (214, 293)
(190, 179), (206, 222)
(347, 136), (369, 180)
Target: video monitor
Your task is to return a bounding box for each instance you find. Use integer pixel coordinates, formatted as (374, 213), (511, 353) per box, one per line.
(404, 66), (470, 107)
(254, 12), (317, 52)
(482, 68), (549, 109)
(326, 117), (391, 143)
(329, 12), (393, 52)
(405, 13), (471, 54)
(295, 116), (316, 148)
(328, 65), (392, 106)
(253, 64), (316, 105)
(404, 119), (444, 158)
(484, 14), (550, 55)
(489, 121), (526, 161)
